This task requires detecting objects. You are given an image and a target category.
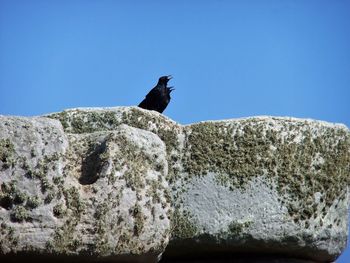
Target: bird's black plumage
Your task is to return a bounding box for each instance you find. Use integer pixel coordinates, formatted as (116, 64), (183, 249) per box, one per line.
(138, 75), (174, 113)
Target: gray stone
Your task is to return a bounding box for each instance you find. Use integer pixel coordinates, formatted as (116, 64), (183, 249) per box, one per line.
(171, 117), (349, 262)
(0, 114), (171, 262)
(1, 107), (349, 262)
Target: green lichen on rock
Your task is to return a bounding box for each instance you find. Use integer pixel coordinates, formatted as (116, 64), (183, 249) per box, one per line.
(120, 108), (182, 182)
(26, 195), (41, 209)
(26, 153), (63, 206)
(0, 138), (16, 170)
(47, 186), (85, 253)
(47, 218), (81, 254)
(0, 181), (28, 210)
(48, 107), (182, 182)
(227, 220), (252, 237)
(131, 203), (144, 236)
(3, 108), (348, 260)
(183, 121), (266, 185)
(121, 108), (180, 153)
(63, 186), (85, 217)
(90, 201), (113, 255)
(117, 135), (150, 191)
(44, 179), (87, 252)
(0, 223), (19, 251)
(184, 118), (350, 224)
(53, 203), (65, 218)
(106, 130), (169, 206)
(49, 110), (121, 134)
(171, 208), (198, 239)
(274, 125), (350, 223)
(10, 205), (30, 222)
(44, 125), (171, 257)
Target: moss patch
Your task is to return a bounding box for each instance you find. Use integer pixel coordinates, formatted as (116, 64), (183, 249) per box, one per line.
(0, 223), (19, 251)
(0, 181), (29, 210)
(184, 119), (350, 224)
(10, 205), (31, 222)
(53, 203), (66, 218)
(226, 220), (252, 237)
(131, 203), (144, 237)
(171, 208), (198, 239)
(45, 127), (170, 255)
(48, 108), (182, 182)
(26, 195), (41, 209)
(46, 186), (85, 253)
(0, 138), (16, 170)
(49, 110), (121, 134)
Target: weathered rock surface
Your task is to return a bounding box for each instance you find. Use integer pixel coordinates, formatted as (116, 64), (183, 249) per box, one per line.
(1, 107), (349, 262)
(170, 117), (349, 262)
(0, 113), (171, 262)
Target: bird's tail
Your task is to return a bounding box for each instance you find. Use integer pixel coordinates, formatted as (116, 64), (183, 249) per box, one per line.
(138, 99), (148, 109)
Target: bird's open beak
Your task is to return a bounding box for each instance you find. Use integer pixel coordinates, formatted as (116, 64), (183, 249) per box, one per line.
(168, 86), (175, 92)
(167, 75), (173, 80)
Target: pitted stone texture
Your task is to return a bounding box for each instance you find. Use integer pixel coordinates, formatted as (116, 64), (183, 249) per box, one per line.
(1, 108), (349, 262)
(0, 115), (171, 262)
(170, 117), (350, 262)
(0, 116), (68, 251)
(48, 107), (184, 183)
(48, 108), (350, 262)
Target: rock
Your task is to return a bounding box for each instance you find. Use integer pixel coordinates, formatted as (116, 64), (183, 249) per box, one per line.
(170, 117), (350, 262)
(0, 113), (171, 262)
(1, 107), (349, 262)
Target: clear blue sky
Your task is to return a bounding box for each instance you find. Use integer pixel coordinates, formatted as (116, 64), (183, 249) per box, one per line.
(0, 0), (349, 261)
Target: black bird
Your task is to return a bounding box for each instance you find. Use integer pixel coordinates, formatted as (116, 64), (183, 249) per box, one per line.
(138, 75), (174, 113)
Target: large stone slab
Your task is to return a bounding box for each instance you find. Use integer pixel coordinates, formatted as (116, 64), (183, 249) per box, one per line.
(1, 107), (349, 262)
(170, 117), (350, 262)
(0, 114), (171, 262)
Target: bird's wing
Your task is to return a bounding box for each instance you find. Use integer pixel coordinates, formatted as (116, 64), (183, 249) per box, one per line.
(145, 86), (161, 99)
